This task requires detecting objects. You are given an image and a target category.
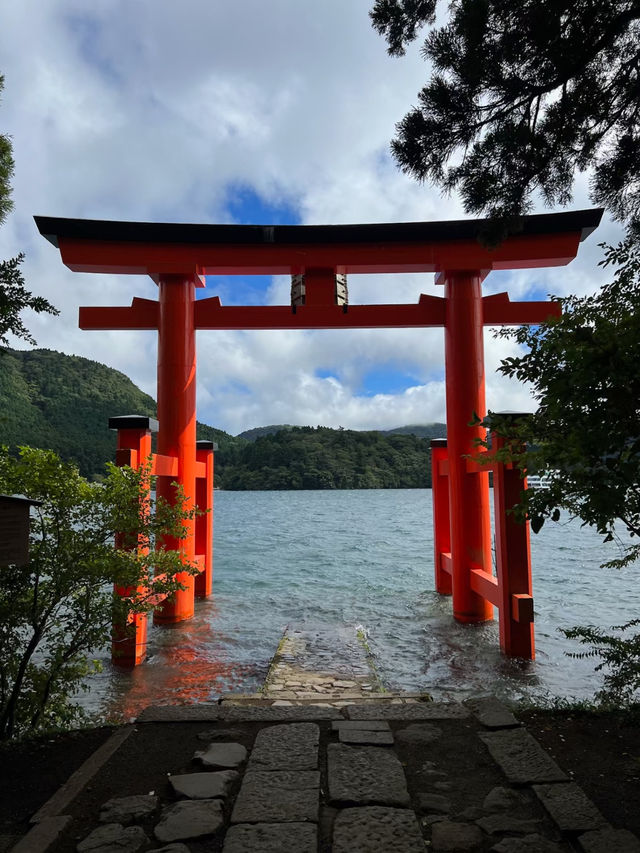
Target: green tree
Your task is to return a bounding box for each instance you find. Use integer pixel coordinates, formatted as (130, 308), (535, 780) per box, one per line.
(0, 446), (199, 739)
(371, 0), (640, 233)
(0, 75), (57, 349)
(487, 239), (640, 569)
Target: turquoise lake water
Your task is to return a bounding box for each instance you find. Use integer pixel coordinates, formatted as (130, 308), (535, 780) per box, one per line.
(83, 489), (640, 721)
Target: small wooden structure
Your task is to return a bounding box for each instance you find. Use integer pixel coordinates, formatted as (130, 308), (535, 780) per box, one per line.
(0, 494), (41, 567)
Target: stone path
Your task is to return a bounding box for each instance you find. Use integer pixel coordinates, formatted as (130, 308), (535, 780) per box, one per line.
(259, 625), (387, 702)
(16, 695), (640, 853)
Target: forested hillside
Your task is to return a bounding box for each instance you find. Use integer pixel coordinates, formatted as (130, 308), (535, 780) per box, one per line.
(0, 349), (235, 478)
(222, 426), (433, 490)
(0, 348), (444, 488)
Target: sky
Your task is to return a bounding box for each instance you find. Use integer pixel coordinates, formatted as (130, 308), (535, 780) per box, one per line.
(0, 1), (625, 436)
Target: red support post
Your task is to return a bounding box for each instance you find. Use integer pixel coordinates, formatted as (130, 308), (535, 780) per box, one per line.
(154, 274), (198, 624)
(443, 271), (494, 623)
(195, 440), (215, 597)
(109, 415), (158, 666)
(430, 439), (452, 594)
(492, 421), (535, 659)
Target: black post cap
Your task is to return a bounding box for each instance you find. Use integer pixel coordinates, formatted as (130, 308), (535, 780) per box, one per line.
(196, 440), (218, 451)
(108, 415), (159, 433)
(430, 438), (448, 448)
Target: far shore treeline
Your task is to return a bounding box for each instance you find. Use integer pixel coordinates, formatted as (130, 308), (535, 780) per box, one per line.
(0, 348), (445, 489)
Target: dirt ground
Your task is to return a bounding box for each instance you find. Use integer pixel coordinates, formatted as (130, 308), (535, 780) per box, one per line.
(1, 707), (639, 850)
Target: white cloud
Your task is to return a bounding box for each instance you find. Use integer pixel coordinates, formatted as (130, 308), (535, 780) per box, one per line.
(0, 1), (623, 436)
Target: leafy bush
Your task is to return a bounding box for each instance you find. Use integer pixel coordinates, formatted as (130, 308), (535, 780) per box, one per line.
(0, 446), (198, 739)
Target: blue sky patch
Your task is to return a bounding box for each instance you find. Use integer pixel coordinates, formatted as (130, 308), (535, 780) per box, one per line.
(357, 365), (423, 397)
(225, 184), (300, 226)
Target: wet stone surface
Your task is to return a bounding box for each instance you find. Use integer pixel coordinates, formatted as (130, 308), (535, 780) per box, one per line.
(490, 835), (566, 853)
(76, 823), (148, 852)
(338, 729), (395, 745)
(98, 794), (159, 824)
(194, 742), (247, 769)
(169, 770), (238, 800)
(222, 822), (318, 852)
(464, 696), (521, 729)
(230, 770), (320, 824)
(154, 799), (225, 843)
(331, 720), (391, 732)
(327, 744), (411, 807)
(533, 782), (609, 833)
(332, 806), (425, 852)
(577, 827), (640, 853)
(395, 722), (442, 743)
(346, 702), (470, 720)
(248, 722), (319, 770)
(479, 729), (569, 785)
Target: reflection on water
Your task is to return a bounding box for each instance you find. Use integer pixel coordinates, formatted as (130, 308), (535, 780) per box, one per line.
(78, 490), (640, 721)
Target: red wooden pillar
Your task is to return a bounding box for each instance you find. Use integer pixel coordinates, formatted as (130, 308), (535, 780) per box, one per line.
(430, 438), (452, 594)
(154, 274), (198, 624)
(492, 418), (535, 658)
(109, 415), (158, 666)
(443, 271), (494, 623)
(195, 440), (215, 597)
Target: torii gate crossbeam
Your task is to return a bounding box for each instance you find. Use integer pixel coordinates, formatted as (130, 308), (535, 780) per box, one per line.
(35, 208), (603, 665)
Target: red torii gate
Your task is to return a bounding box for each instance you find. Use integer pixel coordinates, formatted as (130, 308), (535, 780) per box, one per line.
(35, 208), (602, 665)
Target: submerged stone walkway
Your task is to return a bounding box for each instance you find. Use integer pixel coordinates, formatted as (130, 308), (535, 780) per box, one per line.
(15, 695), (640, 853)
(259, 625), (386, 703)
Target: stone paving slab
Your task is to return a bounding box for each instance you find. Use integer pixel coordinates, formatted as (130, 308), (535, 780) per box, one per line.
(338, 729), (395, 745)
(77, 822), (148, 851)
(490, 835), (566, 852)
(346, 701), (470, 720)
(464, 695), (521, 729)
(230, 770), (320, 824)
(223, 822), (318, 852)
(479, 728), (569, 785)
(248, 722), (319, 770)
(327, 744), (411, 807)
(533, 782), (609, 833)
(169, 770), (238, 799)
(154, 800), (225, 843)
(99, 794), (159, 824)
(219, 703), (342, 721)
(332, 806), (424, 852)
(577, 827), (640, 852)
(195, 742), (248, 769)
(331, 720), (391, 731)
(136, 705), (220, 722)
(394, 722), (442, 744)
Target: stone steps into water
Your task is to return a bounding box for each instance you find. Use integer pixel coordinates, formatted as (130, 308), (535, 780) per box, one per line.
(249, 625), (405, 704)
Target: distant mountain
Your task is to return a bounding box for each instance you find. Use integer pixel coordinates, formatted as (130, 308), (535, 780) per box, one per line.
(382, 424), (447, 440)
(0, 349), (444, 488)
(223, 425), (434, 490)
(236, 424), (295, 441)
(238, 423), (447, 441)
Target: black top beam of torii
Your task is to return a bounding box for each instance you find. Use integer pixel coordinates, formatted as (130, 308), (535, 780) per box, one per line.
(34, 208), (603, 330)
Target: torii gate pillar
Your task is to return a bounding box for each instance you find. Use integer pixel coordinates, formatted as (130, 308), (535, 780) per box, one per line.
(444, 271), (493, 622)
(154, 274), (198, 623)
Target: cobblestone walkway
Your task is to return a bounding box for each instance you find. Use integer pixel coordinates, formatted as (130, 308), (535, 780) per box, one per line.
(15, 696), (640, 853)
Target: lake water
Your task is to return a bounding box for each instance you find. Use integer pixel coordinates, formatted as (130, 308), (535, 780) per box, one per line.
(84, 489), (640, 722)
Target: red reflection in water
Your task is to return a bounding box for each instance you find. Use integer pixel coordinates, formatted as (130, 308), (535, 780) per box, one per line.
(102, 602), (261, 721)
